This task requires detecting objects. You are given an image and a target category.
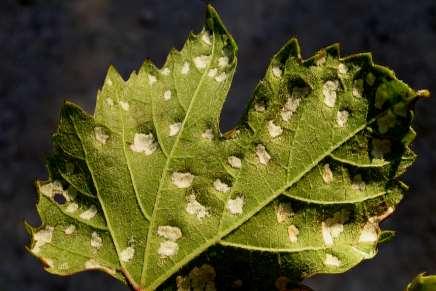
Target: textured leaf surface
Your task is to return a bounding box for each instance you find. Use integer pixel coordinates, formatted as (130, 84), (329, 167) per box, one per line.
(406, 274), (436, 291)
(27, 5), (425, 290)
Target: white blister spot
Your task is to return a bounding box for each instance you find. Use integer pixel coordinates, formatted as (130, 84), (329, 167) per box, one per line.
(130, 133), (157, 155)
(119, 101), (129, 111)
(148, 74), (157, 85)
(201, 31), (212, 45)
(287, 225), (299, 243)
(256, 144), (271, 165)
(161, 67), (171, 76)
(157, 226), (182, 241)
(186, 194), (209, 219)
(171, 172), (194, 188)
(80, 205), (97, 220)
(281, 98), (300, 121)
(32, 226), (54, 253)
(322, 164), (334, 184)
(181, 62), (190, 75)
(276, 203), (293, 223)
(169, 122), (182, 136)
(201, 129), (214, 140)
(158, 241), (179, 258)
(353, 79), (364, 97)
(359, 222), (379, 243)
(351, 174), (366, 191)
(208, 68), (217, 77)
(90, 231), (103, 249)
(315, 56), (326, 66)
(322, 210), (349, 246)
(64, 224), (76, 235)
(84, 259), (116, 275)
(214, 72), (227, 83)
(105, 77), (113, 87)
(228, 156), (242, 169)
(65, 202), (78, 213)
(267, 120), (283, 138)
(338, 63), (348, 75)
(324, 254), (342, 267)
(213, 179), (230, 193)
(255, 103), (266, 112)
(39, 180), (63, 199)
(323, 80), (339, 108)
(227, 196), (244, 215)
(163, 90), (172, 101)
(272, 66), (282, 78)
(106, 98), (114, 106)
(194, 55), (211, 70)
(94, 127), (109, 144)
(120, 246), (135, 262)
(336, 110), (349, 128)
(218, 56), (229, 68)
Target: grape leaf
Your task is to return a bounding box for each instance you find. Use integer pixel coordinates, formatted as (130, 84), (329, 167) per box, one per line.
(406, 274), (436, 291)
(26, 5), (427, 290)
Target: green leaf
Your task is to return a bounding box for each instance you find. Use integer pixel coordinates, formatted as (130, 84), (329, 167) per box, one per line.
(26, 5), (426, 290)
(406, 274), (436, 291)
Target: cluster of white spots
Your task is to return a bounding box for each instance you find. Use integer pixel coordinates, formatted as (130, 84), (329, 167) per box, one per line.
(65, 202), (79, 213)
(272, 66), (282, 78)
(186, 194), (209, 219)
(324, 254), (342, 267)
(148, 74), (157, 85)
(207, 68), (217, 78)
(158, 225), (182, 258)
(366, 73), (376, 86)
(213, 179), (230, 193)
(321, 210), (349, 246)
(176, 264), (216, 291)
(281, 98), (300, 121)
(119, 101), (130, 111)
(323, 80), (339, 108)
(201, 31), (212, 45)
(255, 144), (271, 165)
(315, 55), (326, 66)
(214, 72), (227, 83)
(39, 180), (64, 199)
(254, 102), (266, 112)
(193, 55), (211, 70)
(161, 67), (171, 76)
(218, 56), (229, 68)
(276, 203), (293, 223)
(64, 224), (76, 235)
(94, 127), (109, 144)
(336, 110), (349, 128)
(351, 174), (366, 191)
(338, 63), (348, 75)
(84, 259), (101, 270)
(322, 163), (334, 184)
(352, 79), (364, 97)
(201, 128), (214, 140)
(227, 195), (244, 215)
(120, 246), (135, 263)
(106, 98), (114, 106)
(32, 226), (54, 253)
(287, 225), (300, 243)
(228, 156), (242, 169)
(79, 205), (98, 220)
(105, 77), (113, 87)
(181, 62), (190, 75)
(169, 122), (182, 136)
(130, 133), (157, 155)
(171, 172), (194, 188)
(157, 226), (182, 241)
(267, 120), (283, 138)
(359, 222), (379, 243)
(163, 90), (172, 101)
(90, 231), (103, 249)
(371, 138), (391, 159)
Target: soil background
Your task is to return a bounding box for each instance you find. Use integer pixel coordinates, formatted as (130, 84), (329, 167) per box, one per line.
(1, 0), (435, 290)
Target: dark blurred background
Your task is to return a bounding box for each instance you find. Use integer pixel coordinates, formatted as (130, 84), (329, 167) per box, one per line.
(1, 0), (435, 290)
